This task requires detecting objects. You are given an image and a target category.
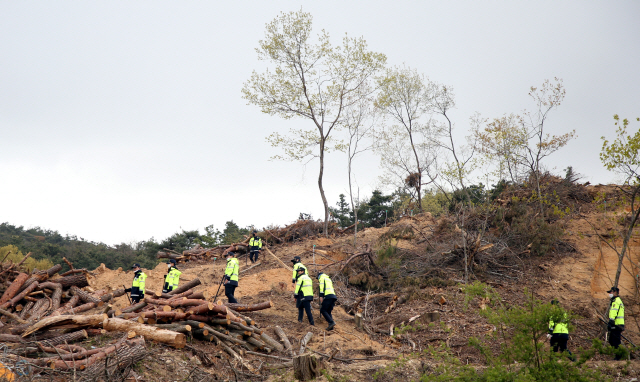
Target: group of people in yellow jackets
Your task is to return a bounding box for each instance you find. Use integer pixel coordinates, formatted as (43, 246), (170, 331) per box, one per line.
(124, 259), (182, 303)
(549, 286), (625, 360)
(291, 256), (337, 330)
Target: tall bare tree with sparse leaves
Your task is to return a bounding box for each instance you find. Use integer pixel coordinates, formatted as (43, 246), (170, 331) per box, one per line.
(242, 11), (386, 236)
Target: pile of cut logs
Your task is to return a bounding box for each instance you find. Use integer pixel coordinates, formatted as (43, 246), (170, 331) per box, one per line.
(0, 261), (285, 378)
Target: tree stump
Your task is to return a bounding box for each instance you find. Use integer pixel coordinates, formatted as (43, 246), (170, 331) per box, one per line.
(293, 354), (323, 381)
(355, 312), (363, 329)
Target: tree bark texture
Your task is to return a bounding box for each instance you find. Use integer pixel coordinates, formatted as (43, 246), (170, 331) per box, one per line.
(225, 300), (273, 312)
(294, 353), (323, 381)
(102, 317), (186, 348)
(0, 272), (29, 304)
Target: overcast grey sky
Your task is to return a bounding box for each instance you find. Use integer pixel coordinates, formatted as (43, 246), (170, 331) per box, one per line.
(1, 1), (639, 245)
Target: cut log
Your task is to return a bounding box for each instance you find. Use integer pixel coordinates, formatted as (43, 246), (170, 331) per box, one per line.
(121, 301), (147, 313)
(154, 289), (194, 299)
(37, 330), (88, 347)
(22, 313), (107, 336)
(99, 288), (126, 302)
(21, 264), (63, 291)
(225, 300), (273, 312)
(299, 332), (313, 355)
(152, 324), (192, 334)
(0, 281), (39, 309)
(19, 301), (34, 320)
(145, 297), (209, 309)
(71, 286), (101, 304)
(28, 296), (50, 320)
(50, 294), (80, 316)
(0, 307), (28, 324)
(0, 272), (29, 304)
(67, 301), (103, 315)
(55, 273), (89, 288)
(39, 282), (63, 310)
(261, 332), (285, 352)
(185, 302), (226, 316)
(0, 333), (27, 343)
(102, 317), (186, 348)
(166, 278), (201, 296)
(275, 326), (293, 355)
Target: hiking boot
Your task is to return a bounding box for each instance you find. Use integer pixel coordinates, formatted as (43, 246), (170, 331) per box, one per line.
(326, 322), (335, 331)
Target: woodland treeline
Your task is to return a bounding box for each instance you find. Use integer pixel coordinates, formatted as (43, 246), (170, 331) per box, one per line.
(0, 187), (404, 272)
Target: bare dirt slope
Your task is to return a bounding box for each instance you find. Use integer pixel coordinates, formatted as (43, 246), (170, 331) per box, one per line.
(83, 199), (640, 381)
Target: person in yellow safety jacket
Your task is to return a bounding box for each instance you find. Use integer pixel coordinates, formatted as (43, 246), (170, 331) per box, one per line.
(607, 286), (625, 360)
(547, 299), (573, 358)
(294, 267), (314, 325)
(291, 256), (307, 285)
(317, 272), (337, 331)
(224, 252), (239, 303)
(162, 259), (182, 293)
(249, 230), (262, 263)
(125, 263), (147, 304)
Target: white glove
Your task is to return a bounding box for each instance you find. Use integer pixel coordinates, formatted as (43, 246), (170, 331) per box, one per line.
(546, 334), (552, 340)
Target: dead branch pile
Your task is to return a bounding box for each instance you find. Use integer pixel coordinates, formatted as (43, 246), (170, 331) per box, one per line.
(265, 219), (339, 244)
(155, 218), (343, 264)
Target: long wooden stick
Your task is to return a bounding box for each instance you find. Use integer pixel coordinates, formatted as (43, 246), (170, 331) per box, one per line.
(264, 247), (293, 272)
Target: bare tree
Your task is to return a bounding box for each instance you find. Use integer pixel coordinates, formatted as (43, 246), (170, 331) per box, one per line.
(242, 11), (386, 235)
(521, 78), (575, 212)
(340, 87), (377, 247)
(375, 66), (439, 211)
(600, 115), (640, 288)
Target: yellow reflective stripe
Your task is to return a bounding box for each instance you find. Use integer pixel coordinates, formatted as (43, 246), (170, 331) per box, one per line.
(296, 275), (313, 297)
(319, 275), (335, 295)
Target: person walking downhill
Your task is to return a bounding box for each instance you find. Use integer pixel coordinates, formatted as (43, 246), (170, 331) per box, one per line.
(607, 286), (625, 360)
(317, 271), (337, 331)
(125, 263), (147, 304)
(224, 252), (240, 303)
(294, 267), (314, 326)
(162, 259), (182, 293)
(291, 256), (307, 286)
(248, 230), (262, 263)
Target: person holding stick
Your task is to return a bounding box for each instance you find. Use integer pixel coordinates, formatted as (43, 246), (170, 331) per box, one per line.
(224, 251), (239, 303)
(124, 263), (147, 304)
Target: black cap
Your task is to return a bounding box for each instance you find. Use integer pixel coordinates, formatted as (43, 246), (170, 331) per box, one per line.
(168, 259), (177, 265)
(296, 267), (306, 273)
(253, 230), (258, 234)
(291, 256), (301, 263)
(131, 263), (141, 269)
(225, 251), (234, 257)
(316, 271), (324, 279)
(607, 287), (620, 293)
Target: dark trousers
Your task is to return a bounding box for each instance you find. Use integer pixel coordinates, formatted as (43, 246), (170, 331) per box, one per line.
(550, 333), (568, 353)
(249, 250), (260, 262)
(225, 284), (238, 304)
(131, 295), (142, 304)
(320, 298), (336, 324)
(297, 299), (314, 325)
(609, 328), (623, 359)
